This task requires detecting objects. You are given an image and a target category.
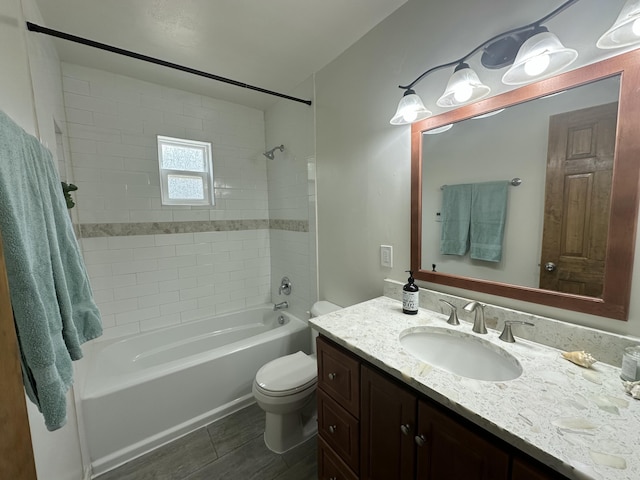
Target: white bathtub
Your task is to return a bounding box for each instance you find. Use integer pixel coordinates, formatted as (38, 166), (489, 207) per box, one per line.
(81, 306), (310, 476)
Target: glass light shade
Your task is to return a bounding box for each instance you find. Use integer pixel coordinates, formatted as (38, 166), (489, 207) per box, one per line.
(390, 90), (432, 125)
(436, 66), (490, 107)
(597, 0), (640, 49)
(423, 124), (453, 134)
(502, 31), (578, 85)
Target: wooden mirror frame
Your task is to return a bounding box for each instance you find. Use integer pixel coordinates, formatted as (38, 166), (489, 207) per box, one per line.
(411, 49), (640, 320)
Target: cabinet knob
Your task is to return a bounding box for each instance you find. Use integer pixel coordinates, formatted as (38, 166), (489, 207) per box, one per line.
(328, 372), (337, 380)
(414, 434), (426, 447)
(328, 425), (337, 434)
(400, 424), (411, 436)
(329, 477), (337, 480)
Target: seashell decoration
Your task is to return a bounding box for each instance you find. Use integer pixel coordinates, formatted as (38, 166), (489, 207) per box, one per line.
(623, 380), (640, 400)
(562, 351), (597, 368)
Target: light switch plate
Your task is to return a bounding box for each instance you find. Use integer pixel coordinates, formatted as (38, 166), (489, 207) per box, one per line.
(380, 245), (393, 268)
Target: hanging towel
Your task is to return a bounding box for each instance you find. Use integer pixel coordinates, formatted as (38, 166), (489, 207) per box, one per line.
(0, 110), (102, 431)
(440, 184), (472, 255)
(470, 181), (509, 262)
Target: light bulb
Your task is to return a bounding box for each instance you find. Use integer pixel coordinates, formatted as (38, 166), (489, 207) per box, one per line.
(403, 109), (418, 123)
(633, 18), (640, 37)
(453, 84), (473, 103)
(524, 53), (551, 77)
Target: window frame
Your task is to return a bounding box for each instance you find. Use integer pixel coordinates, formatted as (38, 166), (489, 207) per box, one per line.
(157, 135), (214, 206)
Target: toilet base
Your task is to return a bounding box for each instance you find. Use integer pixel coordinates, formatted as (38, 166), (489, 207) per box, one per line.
(263, 397), (317, 454)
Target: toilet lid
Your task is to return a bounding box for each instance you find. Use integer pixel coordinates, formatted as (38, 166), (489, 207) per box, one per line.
(255, 351), (316, 396)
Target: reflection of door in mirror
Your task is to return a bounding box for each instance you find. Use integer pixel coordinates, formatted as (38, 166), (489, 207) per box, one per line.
(540, 103), (617, 298)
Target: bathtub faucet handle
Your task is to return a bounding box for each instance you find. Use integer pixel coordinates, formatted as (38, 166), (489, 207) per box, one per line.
(273, 301), (289, 311)
(278, 276), (292, 296)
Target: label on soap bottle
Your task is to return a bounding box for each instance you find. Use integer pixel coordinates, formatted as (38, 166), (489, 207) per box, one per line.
(403, 291), (419, 314)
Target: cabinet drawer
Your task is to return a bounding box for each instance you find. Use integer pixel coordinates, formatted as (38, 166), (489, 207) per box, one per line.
(318, 436), (358, 480)
(318, 388), (359, 473)
(317, 336), (360, 417)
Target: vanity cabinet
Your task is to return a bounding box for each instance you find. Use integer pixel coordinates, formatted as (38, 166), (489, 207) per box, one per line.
(361, 365), (509, 480)
(317, 336), (361, 480)
(317, 335), (567, 480)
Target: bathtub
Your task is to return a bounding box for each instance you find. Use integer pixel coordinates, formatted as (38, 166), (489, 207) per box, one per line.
(80, 306), (311, 476)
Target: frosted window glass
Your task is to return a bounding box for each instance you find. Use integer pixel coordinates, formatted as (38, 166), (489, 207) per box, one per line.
(167, 175), (204, 200)
(161, 144), (205, 172)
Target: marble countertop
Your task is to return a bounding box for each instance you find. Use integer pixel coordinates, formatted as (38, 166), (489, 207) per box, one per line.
(309, 296), (640, 480)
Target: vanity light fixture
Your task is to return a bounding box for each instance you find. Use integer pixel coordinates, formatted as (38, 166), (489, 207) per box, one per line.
(390, 0), (581, 125)
(502, 27), (577, 85)
(436, 63), (491, 107)
(389, 88), (433, 125)
(597, 0), (640, 49)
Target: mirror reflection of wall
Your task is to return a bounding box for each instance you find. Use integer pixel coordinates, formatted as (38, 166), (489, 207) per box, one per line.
(421, 75), (620, 294)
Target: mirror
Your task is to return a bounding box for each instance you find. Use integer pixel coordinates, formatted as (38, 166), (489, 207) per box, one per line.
(421, 76), (619, 293)
(411, 49), (640, 320)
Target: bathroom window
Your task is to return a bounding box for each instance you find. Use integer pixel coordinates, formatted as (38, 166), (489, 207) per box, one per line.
(157, 135), (214, 206)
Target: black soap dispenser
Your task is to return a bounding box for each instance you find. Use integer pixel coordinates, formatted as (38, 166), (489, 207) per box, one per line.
(403, 270), (419, 315)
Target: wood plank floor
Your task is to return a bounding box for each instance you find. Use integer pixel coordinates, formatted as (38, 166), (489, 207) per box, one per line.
(96, 403), (317, 480)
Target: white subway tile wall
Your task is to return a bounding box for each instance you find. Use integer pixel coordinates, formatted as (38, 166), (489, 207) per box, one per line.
(62, 63), (268, 224)
(81, 230), (271, 340)
(63, 64), (276, 338)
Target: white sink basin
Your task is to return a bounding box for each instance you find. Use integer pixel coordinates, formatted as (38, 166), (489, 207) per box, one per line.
(399, 327), (522, 381)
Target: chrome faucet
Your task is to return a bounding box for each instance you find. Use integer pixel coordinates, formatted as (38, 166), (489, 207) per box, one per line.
(273, 301), (289, 311)
(463, 301), (487, 334)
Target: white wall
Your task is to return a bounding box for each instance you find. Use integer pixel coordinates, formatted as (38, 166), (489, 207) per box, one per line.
(265, 77), (317, 320)
(0, 0), (37, 133)
(315, 0), (640, 337)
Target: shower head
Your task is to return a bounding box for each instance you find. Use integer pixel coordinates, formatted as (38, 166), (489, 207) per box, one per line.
(263, 144), (284, 159)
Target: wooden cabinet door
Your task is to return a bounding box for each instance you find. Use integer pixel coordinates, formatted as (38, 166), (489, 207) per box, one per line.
(415, 400), (509, 480)
(511, 455), (567, 480)
(360, 365), (416, 480)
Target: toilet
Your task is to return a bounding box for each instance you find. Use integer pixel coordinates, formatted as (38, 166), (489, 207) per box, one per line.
(252, 300), (341, 453)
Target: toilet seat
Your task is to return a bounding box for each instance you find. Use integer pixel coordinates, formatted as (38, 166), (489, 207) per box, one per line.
(255, 351), (317, 397)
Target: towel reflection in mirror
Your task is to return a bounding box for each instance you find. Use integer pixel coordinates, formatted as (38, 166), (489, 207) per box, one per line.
(440, 181), (509, 262)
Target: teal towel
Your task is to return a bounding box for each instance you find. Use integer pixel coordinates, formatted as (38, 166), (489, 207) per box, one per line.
(440, 184), (472, 255)
(0, 110), (102, 431)
(470, 181), (509, 262)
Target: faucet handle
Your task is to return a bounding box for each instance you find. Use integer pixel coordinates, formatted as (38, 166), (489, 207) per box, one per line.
(278, 276), (292, 296)
(499, 320), (534, 343)
(439, 300), (460, 326)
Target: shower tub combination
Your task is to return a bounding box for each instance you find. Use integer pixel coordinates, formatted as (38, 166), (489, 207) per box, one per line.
(80, 306), (310, 476)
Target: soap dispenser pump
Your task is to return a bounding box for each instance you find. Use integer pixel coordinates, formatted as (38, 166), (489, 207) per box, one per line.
(403, 270), (419, 315)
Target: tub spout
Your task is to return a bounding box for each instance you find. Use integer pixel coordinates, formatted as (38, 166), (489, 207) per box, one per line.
(273, 301), (289, 311)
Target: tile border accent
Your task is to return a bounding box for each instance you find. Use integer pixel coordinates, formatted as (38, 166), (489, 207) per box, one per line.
(269, 219), (308, 233)
(77, 219), (308, 238)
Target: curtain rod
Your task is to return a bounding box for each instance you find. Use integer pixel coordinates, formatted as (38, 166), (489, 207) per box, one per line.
(26, 22), (313, 107)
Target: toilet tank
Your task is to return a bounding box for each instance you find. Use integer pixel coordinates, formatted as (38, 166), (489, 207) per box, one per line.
(310, 301), (341, 354)
(311, 301), (341, 317)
